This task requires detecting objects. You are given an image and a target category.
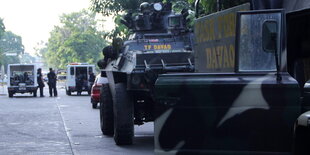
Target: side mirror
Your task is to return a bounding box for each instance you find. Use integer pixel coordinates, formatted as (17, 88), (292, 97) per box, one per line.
(262, 21), (278, 53)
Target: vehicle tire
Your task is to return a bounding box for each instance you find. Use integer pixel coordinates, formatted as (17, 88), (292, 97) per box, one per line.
(33, 91), (37, 97)
(92, 102), (97, 109)
(113, 83), (134, 145)
(100, 84), (114, 135)
(90, 98), (97, 109)
(293, 125), (310, 155)
(66, 89), (71, 96)
(8, 91), (13, 98)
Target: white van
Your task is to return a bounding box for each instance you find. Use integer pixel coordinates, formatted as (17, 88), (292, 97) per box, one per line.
(65, 63), (95, 95)
(7, 64), (38, 97)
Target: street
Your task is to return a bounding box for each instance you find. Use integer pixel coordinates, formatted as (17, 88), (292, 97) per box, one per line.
(0, 85), (154, 155)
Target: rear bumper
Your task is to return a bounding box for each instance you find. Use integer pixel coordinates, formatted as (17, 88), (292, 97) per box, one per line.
(68, 86), (89, 92)
(8, 86), (38, 93)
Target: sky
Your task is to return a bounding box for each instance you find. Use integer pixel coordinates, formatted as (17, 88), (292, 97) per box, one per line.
(0, 0), (113, 56)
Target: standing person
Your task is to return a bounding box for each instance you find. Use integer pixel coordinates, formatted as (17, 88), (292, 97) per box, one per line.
(88, 71), (95, 94)
(76, 72), (83, 96)
(47, 68), (57, 97)
(37, 68), (45, 97)
(88, 71), (95, 87)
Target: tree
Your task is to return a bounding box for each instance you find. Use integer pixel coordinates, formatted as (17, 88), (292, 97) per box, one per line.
(43, 9), (107, 69)
(188, 0), (251, 16)
(0, 18), (5, 39)
(0, 31), (24, 69)
(90, 0), (149, 16)
(90, 0), (191, 39)
(20, 53), (35, 64)
(0, 18), (5, 68)
(0, 31), (24, 55)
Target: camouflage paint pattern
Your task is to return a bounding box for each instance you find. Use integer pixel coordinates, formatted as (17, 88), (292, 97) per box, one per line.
(155, 73), (300, 154)
(154, 7), (302, 155)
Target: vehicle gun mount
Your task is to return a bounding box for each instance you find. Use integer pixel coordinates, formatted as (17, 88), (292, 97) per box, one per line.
(120, 2), (189, 35)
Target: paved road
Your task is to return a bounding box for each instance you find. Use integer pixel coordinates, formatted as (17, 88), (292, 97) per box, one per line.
(0, 86), (154, 155)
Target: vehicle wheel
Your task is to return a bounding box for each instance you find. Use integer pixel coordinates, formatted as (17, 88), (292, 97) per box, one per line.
(66, 89), (71, 96)
(90, 98), (97, 109)
(293, 125), (310, 155)
(113, 83), (134, 145)
(33, 91), (37, 97)
(92, 102), (97, 109)
(100, 85), (114, 135)
(8, 92), (13, 98)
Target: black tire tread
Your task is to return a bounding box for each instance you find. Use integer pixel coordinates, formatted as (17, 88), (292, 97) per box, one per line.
(92, 103), (97, 109)
(100, 84), (114, 135)
(113, 83), (134, 145)
(8, 91), (13, 98)
(66, 89), (71, 96)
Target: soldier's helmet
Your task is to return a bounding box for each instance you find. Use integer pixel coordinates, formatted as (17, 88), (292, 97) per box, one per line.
(140, 2), (151, 13)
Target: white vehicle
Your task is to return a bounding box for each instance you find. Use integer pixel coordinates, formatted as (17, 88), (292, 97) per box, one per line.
(65, 63), (95, 95)
(7, 64), (38, 97)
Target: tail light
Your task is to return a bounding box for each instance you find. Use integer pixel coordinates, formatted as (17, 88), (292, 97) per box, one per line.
(92, 84), (101, 94)
(93, 85), (101, 91)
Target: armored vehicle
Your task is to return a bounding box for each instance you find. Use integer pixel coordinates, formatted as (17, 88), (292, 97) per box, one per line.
(7, 64), (38, 97)
(154, 1), (310, 154)
(97, 2), (194, 145)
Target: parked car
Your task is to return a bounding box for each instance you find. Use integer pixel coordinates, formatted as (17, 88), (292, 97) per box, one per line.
(91, 74), (108, 109)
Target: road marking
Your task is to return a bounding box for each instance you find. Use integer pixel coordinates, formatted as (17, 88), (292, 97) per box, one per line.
(55, 97), (77, 155)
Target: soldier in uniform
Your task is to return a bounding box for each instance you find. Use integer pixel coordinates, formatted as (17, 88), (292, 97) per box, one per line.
(76, 72), (84, 96)
(47, 68), (57, 97)
(88, 71), (95, 86)
(37, 68), (45, 97)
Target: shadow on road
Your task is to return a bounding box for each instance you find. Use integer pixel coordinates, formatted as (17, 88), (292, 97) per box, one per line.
(120, 135), (154, 148)
(12, 96), (37, 98)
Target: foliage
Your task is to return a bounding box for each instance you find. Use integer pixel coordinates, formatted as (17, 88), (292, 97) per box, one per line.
(0, 18), (5, 39)
(0, 18), (35, 72)
(188, 0), (251, 16)
(20, 53), (35, 64)
(104, 14), (131, 39)
(90, 0), (155, 16)
(0, 18), (5, 67)
(0, 31), (24, 55)
(0, 31), (25, 68)
(43, 9), (107, 69)
(91, 0), (156, 39)
(91, 0), (192, 39)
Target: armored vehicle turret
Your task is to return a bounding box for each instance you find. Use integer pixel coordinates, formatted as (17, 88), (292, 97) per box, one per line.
(97, 2), (194, 145)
